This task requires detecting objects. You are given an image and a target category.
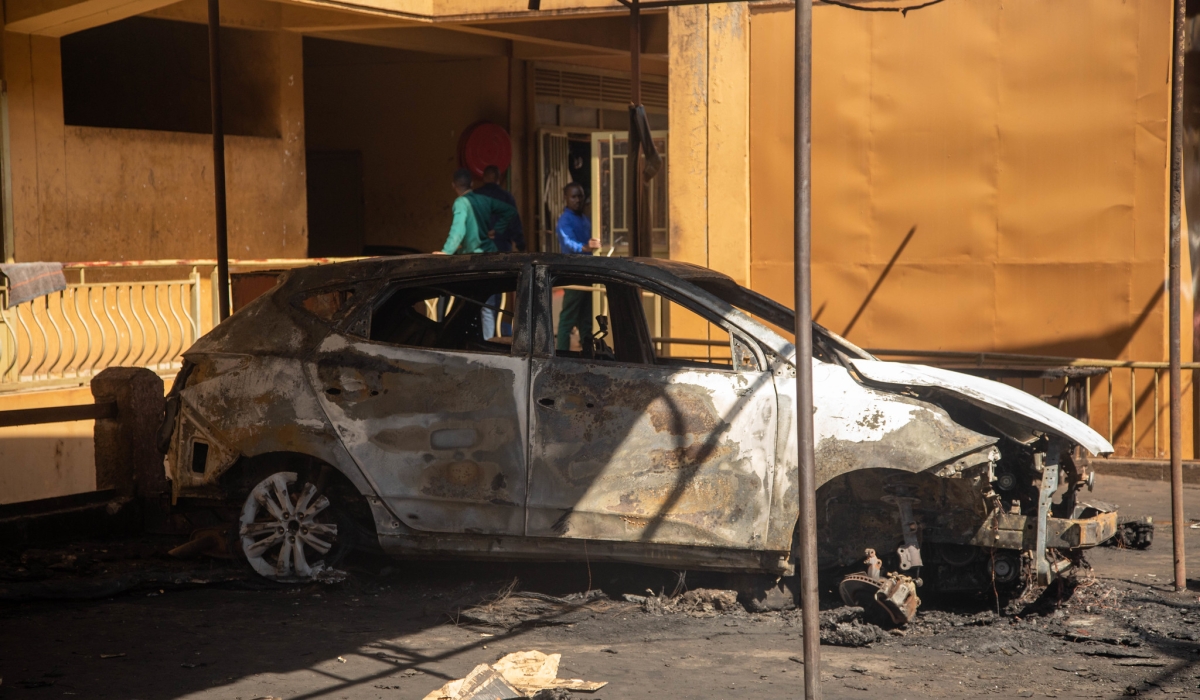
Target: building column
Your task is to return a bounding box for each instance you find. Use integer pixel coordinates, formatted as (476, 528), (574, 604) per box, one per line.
(668, 2), (750, 286)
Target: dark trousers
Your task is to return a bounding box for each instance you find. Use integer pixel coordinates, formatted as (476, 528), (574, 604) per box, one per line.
(556, 289), (593, 351)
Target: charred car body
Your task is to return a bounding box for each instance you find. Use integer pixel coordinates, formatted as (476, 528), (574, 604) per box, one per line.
(160, 254), (1116, 617)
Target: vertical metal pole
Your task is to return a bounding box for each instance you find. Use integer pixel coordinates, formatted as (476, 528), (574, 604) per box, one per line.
(1169, 0), (1187, 592)
(0, 80), (15, 265)
(628, 0), (645, 257)
(794, 0), (821, 696)
(208, 0), (231, 321)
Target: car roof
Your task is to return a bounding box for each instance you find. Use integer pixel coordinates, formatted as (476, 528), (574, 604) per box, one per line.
(284, 253), (737, 290)
(198, 252), (808, 367)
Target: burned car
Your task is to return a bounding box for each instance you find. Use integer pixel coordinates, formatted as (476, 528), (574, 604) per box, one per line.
(160, 254), (1116, 618)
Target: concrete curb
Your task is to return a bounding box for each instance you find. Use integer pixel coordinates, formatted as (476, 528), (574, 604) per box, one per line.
(1086, 458), (1200, 484)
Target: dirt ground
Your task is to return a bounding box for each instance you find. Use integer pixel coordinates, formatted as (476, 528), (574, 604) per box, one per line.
(4, 474), (1200, 700)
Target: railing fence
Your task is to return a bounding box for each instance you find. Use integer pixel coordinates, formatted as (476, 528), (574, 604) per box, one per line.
(0, 258), (354, 393)
(868, 349), (1198, 461)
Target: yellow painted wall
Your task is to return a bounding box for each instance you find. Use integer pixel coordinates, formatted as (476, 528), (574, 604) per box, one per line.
(749, 0), (1178, 359)
(2, 28), (307, 263)
(0, 386), (96, 505)
(745, 0), (1191, 456)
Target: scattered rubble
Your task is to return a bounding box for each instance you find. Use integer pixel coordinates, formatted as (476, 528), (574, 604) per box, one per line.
(4, 528), (1199, 699)
(638, 588), (741, 617)
(818, 607), (885, 647)
(166, 527), (232, 559)
(838, 549), (921, 625)
(0, 536), (346, 600)
(457, 584), (611, 628)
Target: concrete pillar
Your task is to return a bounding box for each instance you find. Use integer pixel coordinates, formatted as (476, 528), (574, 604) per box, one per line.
(91, 367), (165, 499)
(271, 29), (308, 258)
(668, 2), (751, 285)
(668, 4), (709, 270)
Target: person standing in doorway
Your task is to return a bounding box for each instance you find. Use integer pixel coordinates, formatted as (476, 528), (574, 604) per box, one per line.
(476, 165), (525, 253)
(555, 182), (600, 352)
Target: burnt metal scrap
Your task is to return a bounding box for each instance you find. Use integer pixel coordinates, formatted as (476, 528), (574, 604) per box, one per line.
(158, 253), (1118, 616)
(838, 549), (920, 626)
(1102, 516), (1154, 550)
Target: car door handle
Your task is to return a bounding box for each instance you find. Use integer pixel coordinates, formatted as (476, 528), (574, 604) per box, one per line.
(538, 398), (555, 407)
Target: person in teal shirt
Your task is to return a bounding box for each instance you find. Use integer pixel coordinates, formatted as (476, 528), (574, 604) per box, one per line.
(435, 168), (516, 338)
(437, 168), (516, 255)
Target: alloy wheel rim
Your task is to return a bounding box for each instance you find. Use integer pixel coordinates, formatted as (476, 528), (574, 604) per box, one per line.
(239, 472), (338, 580)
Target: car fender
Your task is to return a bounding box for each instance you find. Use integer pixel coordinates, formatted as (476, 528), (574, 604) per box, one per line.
(812, 361), (999, 486)
(765, 360), (999, 551)
(167, 354), (379, 501)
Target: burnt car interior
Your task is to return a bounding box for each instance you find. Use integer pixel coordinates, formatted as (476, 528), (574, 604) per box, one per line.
(548, 275), (649, 364)
(366, 275), (519, 354)
(549, 273), (757, 372)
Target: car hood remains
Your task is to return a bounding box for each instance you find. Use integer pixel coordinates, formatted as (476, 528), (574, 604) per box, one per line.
(848, 359), (1114, 456)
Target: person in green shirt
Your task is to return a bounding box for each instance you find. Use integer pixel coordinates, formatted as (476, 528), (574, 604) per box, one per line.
(436, 168), (517, 255)
(434, 168), (518, 338)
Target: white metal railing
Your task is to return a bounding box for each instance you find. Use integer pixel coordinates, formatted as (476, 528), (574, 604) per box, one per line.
(0, 258), (357, 393)
(0, 273), (201, 389)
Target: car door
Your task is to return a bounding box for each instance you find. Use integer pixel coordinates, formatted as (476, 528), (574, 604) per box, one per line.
(525, 266), (778, 550)
(304, 267), (531, 536)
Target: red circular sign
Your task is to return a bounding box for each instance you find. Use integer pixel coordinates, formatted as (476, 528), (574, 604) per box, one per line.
(461, 122), (512, 178)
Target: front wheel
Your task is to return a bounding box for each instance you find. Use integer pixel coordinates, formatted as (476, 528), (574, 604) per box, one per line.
(237, 471), (354, 581)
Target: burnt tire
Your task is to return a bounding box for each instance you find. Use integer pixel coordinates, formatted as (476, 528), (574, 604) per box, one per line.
(234, 471), (359, 582)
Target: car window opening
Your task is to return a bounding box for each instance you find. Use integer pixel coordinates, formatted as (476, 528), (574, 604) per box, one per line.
(550, 274), (757, 371)
(367, 275), (519, 354)
(687, 277), (864, 364)
(298, 287), (356, 322)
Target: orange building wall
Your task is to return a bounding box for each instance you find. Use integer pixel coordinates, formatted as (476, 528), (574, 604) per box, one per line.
(2, 29), (308, 263)
(749, 0), (1190, 456)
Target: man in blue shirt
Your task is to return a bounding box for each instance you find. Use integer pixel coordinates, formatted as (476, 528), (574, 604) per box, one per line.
(555, 182), (600, 352)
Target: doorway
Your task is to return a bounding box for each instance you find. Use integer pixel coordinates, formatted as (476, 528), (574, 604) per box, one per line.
(306, 150), (365, 258)
(536, 130), (668, 257)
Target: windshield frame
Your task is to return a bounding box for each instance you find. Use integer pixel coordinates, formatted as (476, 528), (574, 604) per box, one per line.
(685, 277), (875, 363)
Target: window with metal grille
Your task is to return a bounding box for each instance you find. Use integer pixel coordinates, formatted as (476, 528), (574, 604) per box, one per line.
(534, 64), (668, 113)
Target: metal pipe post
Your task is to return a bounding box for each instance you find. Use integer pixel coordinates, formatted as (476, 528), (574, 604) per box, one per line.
(1169, 0), (1187, 592)
(628, 0), (645, 257)
(794, 0), (821, 695)
(630, 0), (642, 123)
(208, 0), (230, 321)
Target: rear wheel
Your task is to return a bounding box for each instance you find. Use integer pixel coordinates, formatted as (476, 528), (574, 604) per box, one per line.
(237, 471), (355, 581)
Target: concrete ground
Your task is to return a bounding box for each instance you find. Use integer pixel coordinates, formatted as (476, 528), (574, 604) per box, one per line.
(2, 474), (1200, 700)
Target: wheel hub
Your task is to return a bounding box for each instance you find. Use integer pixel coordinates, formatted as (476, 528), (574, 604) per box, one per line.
(238, 472), (339, 581)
